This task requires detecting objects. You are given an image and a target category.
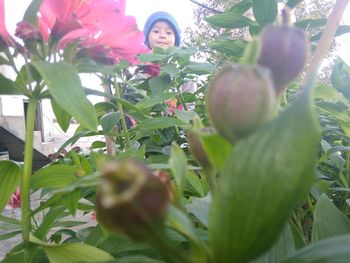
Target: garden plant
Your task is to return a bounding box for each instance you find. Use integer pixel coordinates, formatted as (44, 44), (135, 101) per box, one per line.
(1, 0), (350, 262)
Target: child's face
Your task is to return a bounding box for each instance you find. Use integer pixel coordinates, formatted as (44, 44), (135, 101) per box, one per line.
(148, 21), (175, 49)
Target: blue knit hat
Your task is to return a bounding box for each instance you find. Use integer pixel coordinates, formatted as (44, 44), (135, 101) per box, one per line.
(144, 11), (181, 48)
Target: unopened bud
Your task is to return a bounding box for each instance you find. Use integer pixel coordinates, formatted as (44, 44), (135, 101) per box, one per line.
(207, 65), (276, 143)
(96, 159), (169, 240)
(187, 127), (214, 169)
(15, 21), (42, 42)
(258, 17), (308, 94)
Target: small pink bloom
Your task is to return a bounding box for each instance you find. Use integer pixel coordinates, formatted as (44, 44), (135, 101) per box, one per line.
(164, 99), (183, 115)
(8, 188), (21, 209)
(91, 211), (96, 220)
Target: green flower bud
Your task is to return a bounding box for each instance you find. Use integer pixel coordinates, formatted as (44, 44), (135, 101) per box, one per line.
(96, 159), (170, 240)
(187, 127), (214, 169)
(258, 24), (308, 94)
(207, 65), (276, 143)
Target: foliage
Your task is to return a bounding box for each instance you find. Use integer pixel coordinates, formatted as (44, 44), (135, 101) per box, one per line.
(0, 0), (350, 263)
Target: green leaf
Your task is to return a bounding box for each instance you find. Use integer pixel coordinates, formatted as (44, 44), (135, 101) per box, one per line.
(42, 242), (114, 263)
(51, 99), (72, 132)
(31, 164), (77, 191)
(0, 74), (27, 95)
(314, 84), (347, 103)
(166, 205), (207, 262)
(252, 0), (278, 26)
(252, 225), (295, 263)
(185, 171), (206, 197)
(135, 117), (190, 132)
(162, 65), (179, 77)
(209, 39), (246, 58)
(23, 0), (43, 27)
(100, 112), (121, 135)
(205, 12), (257, 29)
(330, 57), (350, 100)
(0, 55), (10, 65)
(31, 61), (98, 131)
(148, 75), (172, 94)
(185, 194), (211, 227)
(136, 93), (175, 110)
(35, 206), (66, 240)
(198, 132), (232, 171)
(183, 62), (216, 74)
(174, 109), (197, 123)
(169, 142), (187, 191)
(0, 230), (22, 241)
(0, 161), (22, 212)
(311, 194), (350, 243)
(209, 88), (320, 262)
(138, 53), (168, 62)
(281, 235), (350, 263)
(287, 0), (304, 9)
(228, 0), (252, 14)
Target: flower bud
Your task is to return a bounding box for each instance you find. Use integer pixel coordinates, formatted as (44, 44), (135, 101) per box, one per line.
(257, 24), (308, 94)
(207, 65), (275, 143)
(187, 127), (214, 169)
(15, 21), (42, 42)
(95, 159), (170, 240)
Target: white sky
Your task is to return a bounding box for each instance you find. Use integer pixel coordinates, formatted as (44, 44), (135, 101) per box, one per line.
(3, 0), (350, 65)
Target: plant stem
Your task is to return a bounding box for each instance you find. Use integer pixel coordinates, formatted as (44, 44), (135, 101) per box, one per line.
(301, 0), (350, 88)
(102, 76), (116, 155)
(114, 76), (131, 149)
(176, 84), (188, 111)
(21, 97), (37, 262)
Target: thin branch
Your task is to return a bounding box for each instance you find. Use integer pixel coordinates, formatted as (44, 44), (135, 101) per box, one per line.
(189, 0), (223, 14)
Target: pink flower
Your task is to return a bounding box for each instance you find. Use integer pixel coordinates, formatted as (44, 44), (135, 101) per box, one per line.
(164, 99), (184, 115)
(138, 63), (161, 77)
(7, 188), (21, 209)
(39, 0), (126, 41)
(0, 0), (15, 48)
(38, 0), (148, 64)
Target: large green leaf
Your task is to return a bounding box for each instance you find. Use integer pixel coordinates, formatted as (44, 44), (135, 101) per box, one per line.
(51, 99), (72, 132)
(38, 241), (114, 262)
(209, 39), (246, 59)
(0, 74), (27, 95)
(209, 88), (320, 262)
(228, 0), (252, 14)
(31, 61), (98, 131)
(252, 0), (278, 26)
(35, 206), (66, 240)
(311, 194), (350, 243)
(252, 225), (295, 263)
(31, 164), (77, 191)
(0, 161), (22, 212)
(205, 12), (257, 29)
(281, 235), (350, 263)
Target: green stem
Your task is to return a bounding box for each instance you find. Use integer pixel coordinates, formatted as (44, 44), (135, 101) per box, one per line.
(114, 76), (131, 149)
(21, 97), (37, 262)
(203, 167), (216, 193)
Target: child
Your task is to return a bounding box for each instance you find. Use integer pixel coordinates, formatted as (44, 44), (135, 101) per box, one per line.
(142, 11), (196, 109)
(143, 11), (181, 50)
